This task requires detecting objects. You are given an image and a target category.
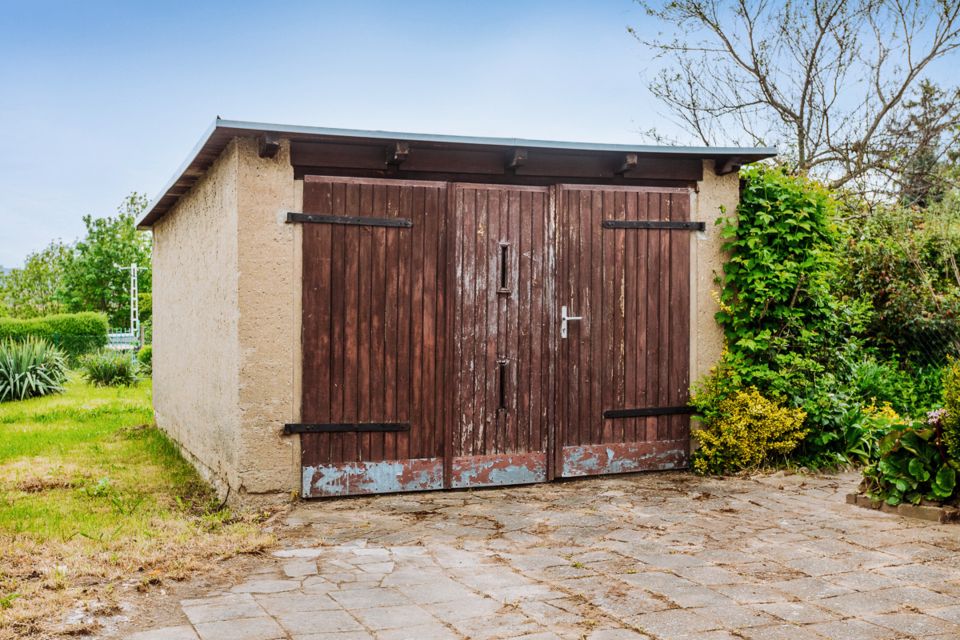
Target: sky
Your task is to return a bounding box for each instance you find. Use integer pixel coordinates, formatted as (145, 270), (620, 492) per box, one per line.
(0, 0), (688, 268)
(5, 2), (954, 269)
(0, 0), (676, 267)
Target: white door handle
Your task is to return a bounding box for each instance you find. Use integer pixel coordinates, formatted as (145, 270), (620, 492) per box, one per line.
(561, 305), (582, 339)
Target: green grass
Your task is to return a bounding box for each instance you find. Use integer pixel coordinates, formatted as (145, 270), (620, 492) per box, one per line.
(0, 374), (272, 638)
(0, 375), (207, 541)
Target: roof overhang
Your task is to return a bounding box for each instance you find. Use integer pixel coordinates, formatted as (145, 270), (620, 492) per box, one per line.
(138, 118), (777, 228)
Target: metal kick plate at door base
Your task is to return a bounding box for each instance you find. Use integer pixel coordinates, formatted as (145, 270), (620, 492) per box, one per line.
(561, 305), (582, 339)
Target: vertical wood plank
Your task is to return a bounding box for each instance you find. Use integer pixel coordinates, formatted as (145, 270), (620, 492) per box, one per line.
(356, 185), (373, 460)
(481, 188), (498, 456)
(369, 186), (386, 461)
(623, 190), (639, 442)
(530, 191), (546, 454)
(670, 193), (692, 441)
(575, 190), (589, 448)
(644, 193), (660, 443)
(601, 188), (616, 444)
(395, 185), (412, 460)
(410, 186), (426, 459)
(657, 194), (672, 441)
(422, 186), (439, 457)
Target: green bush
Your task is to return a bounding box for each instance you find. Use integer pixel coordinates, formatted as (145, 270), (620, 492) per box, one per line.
(0, 312), (108, 360)
(848, 358), (943, 417)
(81, 349), (139, 387)
(691, 387), (808, 475)
(861, 411), (957, 505)
(839, 204), (960, 366)
(0, 337), (68, 402)
(695, 165), (867, 467)
(137, 344), (152, 375)
(942, 359), (960, 462)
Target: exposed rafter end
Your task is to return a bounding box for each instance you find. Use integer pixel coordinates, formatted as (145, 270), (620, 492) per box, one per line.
(616, 153), (638, 175)
(386, 142), (410, 166)
(506, 148), (527, 171)
(257, 134), (281, 159)
(715, 156), (744, 176)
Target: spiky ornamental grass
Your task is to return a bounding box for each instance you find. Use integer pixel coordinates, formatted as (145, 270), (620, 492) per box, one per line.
(0, 338), (68, 402)
(80, 349), (139, 387)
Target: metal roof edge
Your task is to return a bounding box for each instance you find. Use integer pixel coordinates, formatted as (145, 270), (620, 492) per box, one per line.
(138, 118), (221, 229)
(138, 118), (778, 228)
(215, 118), (778, 157)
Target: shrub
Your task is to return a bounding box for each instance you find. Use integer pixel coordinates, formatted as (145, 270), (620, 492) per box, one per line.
(848, 358), (943, 417)
(697, 166), (866, 467)
(137, 345), (152, 375)
(0, 312), (108, 360)
(942, 359), (960, 461)
(839, 203), (960, 366)
(81, 349), (139, 387)
(861, 410), (957, 505)
(0, 337), (68, 402)
(691, 387), (808, 475)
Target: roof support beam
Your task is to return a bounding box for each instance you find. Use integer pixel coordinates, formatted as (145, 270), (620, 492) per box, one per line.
(506, 148), (527, 171)
(616, 153), (639, 175)
(385, 142), (409, 166)
(258, 134), (281, 159)
(715, 156), (744, 176)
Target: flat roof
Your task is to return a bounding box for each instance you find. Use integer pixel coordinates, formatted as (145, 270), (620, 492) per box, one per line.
(139, 118), (777, 228)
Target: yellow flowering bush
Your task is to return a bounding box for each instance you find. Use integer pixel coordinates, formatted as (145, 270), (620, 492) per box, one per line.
(692, 387), (808, 475)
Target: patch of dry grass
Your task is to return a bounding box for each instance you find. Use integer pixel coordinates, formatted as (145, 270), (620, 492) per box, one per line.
(0, 376), (274, 639)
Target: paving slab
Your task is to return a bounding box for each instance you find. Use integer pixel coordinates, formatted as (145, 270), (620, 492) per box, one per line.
(119, 471), (960, 640)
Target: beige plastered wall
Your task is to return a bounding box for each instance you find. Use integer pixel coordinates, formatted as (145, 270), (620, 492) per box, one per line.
(152, 137), (302, 501)
(233, 137), (301, 498)
(689, 159), (738, 402)
(152, 140), (242, 495)
(153, 141), (733, 500)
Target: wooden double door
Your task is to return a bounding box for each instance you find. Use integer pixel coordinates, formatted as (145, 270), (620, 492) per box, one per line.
(296, 177), (692, 497)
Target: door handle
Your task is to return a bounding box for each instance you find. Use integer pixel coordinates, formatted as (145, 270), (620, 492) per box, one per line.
(560, 305), (583, 339)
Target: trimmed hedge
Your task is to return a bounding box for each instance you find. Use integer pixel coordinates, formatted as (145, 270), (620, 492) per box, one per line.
(0, 312), (108, 359)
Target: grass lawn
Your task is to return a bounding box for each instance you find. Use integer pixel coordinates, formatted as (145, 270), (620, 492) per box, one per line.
(0, 375), (273, 639)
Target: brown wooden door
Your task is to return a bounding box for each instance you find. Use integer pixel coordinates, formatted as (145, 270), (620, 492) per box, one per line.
(299, 176), (449, 497)
(555, 185), (691, 477)
(449, 184), (554, 488)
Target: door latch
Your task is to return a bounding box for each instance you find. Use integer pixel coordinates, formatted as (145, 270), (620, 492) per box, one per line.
(560, 305), (583, 339)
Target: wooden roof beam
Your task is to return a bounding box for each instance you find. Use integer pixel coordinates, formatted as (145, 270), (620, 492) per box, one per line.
(715, 156), (744, 176)
(258, 134), (281, 159)
(385, 142), (409, 166)
(506, 148), (527, 171)
(616, 153), (639, 175)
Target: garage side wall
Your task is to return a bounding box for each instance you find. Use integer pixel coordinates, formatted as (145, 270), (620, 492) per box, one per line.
(152, 140), (242, 494)
(691, 160), (737, 387)
(234, 137), (299, 496)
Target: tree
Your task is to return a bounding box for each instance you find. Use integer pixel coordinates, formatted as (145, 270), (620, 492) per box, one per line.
(890, 81), (960, 207)
(59, 193), (152, 328)
(635, 0), (960, 197)
(0, 242), (71, 318)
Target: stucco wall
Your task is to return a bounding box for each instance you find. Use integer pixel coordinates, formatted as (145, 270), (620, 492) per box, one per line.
(233, 138), (299, 496)
(690, 160), (738, 387)
(152, 140), (241, 495)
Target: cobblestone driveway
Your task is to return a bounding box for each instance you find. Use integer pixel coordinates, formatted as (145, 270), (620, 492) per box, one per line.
(129, 472), (960, 640)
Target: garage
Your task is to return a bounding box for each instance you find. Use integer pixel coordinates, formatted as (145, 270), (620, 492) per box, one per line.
(138, 119), (774, 501)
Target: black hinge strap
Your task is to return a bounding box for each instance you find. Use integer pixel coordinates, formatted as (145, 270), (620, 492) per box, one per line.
(601, 220), (705, 231)
(286, 212), (413, 228)
(603, 406), (695, 419)
(283, 422), (411, 434)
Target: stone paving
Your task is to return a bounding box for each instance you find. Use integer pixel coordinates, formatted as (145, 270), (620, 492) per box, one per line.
(128, 471), (960, 640)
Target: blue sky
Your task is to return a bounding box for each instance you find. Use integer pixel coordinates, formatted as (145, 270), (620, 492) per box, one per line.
(0, 0), (686, 267)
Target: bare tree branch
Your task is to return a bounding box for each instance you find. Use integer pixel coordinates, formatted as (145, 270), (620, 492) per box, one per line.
(636, 0), (960, 199)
